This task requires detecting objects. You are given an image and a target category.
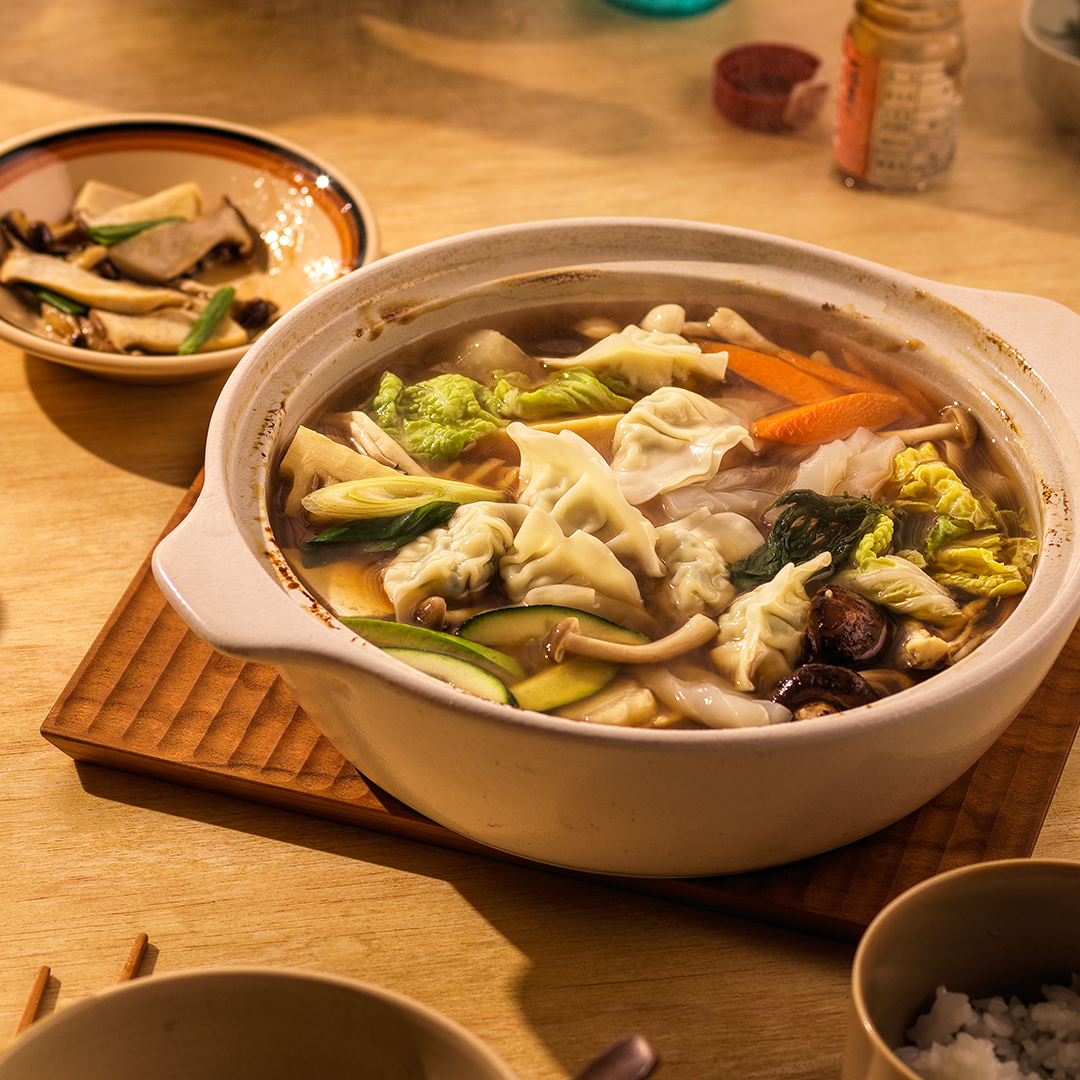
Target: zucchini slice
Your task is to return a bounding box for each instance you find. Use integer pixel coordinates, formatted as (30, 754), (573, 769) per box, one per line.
(381, 648), (516, 705)
(509, 656), (620, 713)
(342, 617), (525, 681)
(459, 605), (648, 649)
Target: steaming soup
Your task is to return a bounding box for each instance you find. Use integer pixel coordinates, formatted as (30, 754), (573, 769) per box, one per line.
(270, 300), (1036, 729)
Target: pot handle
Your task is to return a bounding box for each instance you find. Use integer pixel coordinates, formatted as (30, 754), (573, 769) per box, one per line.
(928, 280), (1080, 427)
(151, 485), (355, 670)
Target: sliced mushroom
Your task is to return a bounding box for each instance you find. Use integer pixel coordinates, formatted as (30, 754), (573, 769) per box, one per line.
(39, 306), (114, 351)
(66, 244), (111, 271)
(335, 410), (430, 476)
(881, 405), (978, 449)
(545, 613), (717, 664)
(71, 179), (147, 220)
(93, 306), (248, 354)
(76, 180), (202, 229)
(0, 248), (186, 314)
(234, 297), (277, 331)
(107, 199), (256, 284)
(769, 663), (880, 718)
(1, 209), (53, 252)
(803, 584), (890, 667)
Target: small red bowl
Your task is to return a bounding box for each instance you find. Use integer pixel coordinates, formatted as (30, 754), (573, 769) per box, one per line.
(713, 42), (825, 132)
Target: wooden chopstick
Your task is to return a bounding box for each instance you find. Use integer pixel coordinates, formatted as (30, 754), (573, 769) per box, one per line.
(118, 932), (149, 983)
(14, 965), (50, 1035)
(14, 933), (149, 1036)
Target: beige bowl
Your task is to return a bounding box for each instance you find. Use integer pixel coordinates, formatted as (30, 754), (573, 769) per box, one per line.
(1021, 0), (1080, 131)
(0, 113), (378, 383)
(842, 858), (1080, 1080)
(0, 967), (517, 1080)
(151, 217), (1080, 878)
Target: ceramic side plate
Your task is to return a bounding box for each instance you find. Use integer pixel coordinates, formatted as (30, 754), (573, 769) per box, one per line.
(0, 113), (379, 383)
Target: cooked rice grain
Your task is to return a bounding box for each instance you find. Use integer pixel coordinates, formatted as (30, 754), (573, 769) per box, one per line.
(896, 976), (1080, 1079)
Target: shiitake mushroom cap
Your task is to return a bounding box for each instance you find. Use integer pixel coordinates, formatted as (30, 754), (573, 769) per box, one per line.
(769, 662), (881, 718)
(803, 584), (891, 667)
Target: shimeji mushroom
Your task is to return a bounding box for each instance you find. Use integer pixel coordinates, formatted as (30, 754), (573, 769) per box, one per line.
(681, 306), (784, 355)
(881, 405), (979, 449)
(545, 613), (718, 664)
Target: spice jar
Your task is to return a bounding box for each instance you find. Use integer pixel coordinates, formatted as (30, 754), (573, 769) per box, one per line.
(832, 0), (966, 191)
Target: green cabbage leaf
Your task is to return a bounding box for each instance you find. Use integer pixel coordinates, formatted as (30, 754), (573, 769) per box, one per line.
(487, 366), (635, 419)
(371, 372), (502, 461)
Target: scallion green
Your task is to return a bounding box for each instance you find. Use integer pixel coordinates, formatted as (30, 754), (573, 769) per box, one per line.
(177, 286), (236, 355)
(27, 285), (88, 316)
(87, 216), (185, 246)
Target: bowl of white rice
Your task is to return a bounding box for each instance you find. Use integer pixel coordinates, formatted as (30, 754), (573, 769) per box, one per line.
(843, 858), (1080, 1080)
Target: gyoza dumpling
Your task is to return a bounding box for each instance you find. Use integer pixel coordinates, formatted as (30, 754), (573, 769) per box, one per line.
(540, 316), (728, 394)
(710, 551), (833, 693)
(499, 505), (648, 629)
(382, 501), (528, 621)
(654, 508), (764, 619)
(611, 386), (755, 505)
(508, 422), (663, 577)
(636, 661), (791, 729)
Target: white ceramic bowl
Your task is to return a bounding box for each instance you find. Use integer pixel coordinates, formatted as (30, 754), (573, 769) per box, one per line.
(1021, 0), (1080, 131)
(0, 113), (378, 383)
(152, 217), (1080, 878)
(0, 967), (516, 1080)
(842, 858), (1080, 1080)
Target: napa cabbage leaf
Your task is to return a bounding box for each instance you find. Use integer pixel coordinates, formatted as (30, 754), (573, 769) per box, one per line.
(891, 443), (997, 529)
(889, 444), (1037, 598)
(832, 514), (964, 625)
(927, 533), (1037, 597)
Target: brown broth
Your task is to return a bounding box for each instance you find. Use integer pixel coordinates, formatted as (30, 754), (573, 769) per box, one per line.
(269, 300), (1035, 727)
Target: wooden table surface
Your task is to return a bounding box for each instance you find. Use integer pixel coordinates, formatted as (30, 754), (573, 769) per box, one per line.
(2, 1), (1079, 1077)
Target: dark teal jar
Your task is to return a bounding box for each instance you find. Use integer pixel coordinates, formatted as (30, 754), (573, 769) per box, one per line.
(603, 0), (730, 15)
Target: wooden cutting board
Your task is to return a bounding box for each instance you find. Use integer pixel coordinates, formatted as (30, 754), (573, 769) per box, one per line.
(40, 476), (1080, 943)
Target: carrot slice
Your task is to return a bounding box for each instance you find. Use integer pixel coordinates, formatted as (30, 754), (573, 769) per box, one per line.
(700, 342), (837, 404)
(776, 348), (897, 396)
(837, 346), (878, 380)
(836, 348), (935, 422)
(750, 392), (910, 445)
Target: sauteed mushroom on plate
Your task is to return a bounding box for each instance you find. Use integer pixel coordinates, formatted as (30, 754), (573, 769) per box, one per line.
(0, 179), (277, 356)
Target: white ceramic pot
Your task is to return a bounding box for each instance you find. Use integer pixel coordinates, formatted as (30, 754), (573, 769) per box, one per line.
(152, 218), (1080, 878)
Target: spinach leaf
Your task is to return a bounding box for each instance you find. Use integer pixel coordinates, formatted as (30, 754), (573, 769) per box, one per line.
(730, 489), (889, 590)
